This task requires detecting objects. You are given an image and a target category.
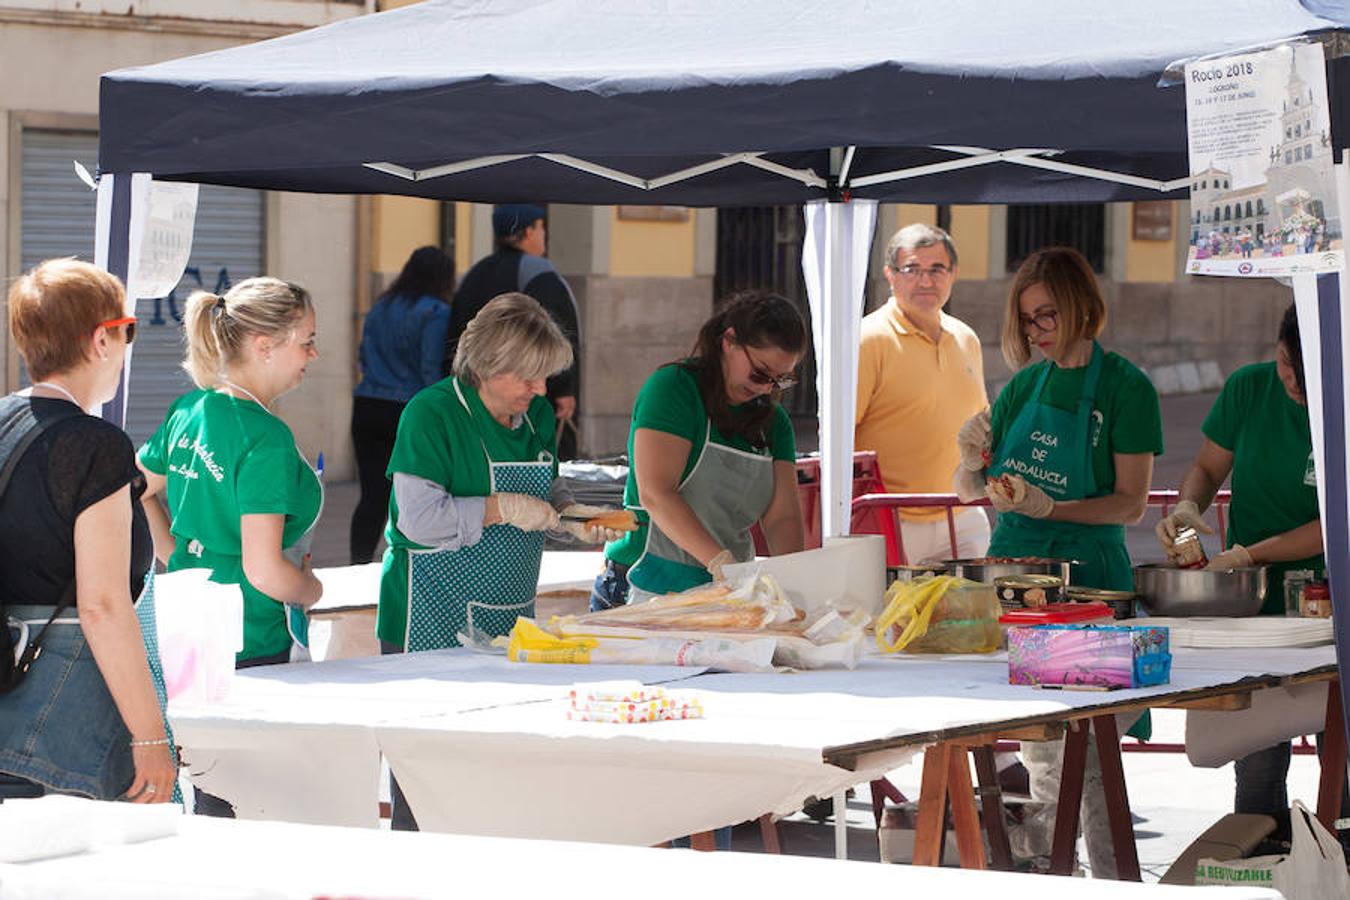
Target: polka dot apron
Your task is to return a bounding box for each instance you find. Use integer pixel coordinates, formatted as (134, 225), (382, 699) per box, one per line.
(404, 382), (552, 652)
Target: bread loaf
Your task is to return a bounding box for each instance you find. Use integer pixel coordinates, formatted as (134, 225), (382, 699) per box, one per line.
(586, 509), (639, 532)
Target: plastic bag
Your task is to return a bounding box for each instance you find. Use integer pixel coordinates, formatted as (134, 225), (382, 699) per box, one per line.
(876, 575), (1001, 654)
(563, 570), (796, 633)
(506, 617), (777, 672)
(1195, 800), (1350, 898)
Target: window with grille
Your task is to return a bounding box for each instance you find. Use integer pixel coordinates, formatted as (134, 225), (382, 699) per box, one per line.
(1005, 204), (1106, 272)
(714, 206), (818, 419)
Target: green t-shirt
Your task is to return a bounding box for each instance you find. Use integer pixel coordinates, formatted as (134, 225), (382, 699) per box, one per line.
(990, 350), (1164, 497)
(1203, 362), (1322, 613)
(139, 389), (321, 662)
(606, 362), (797, 569)
(376, 376), (558, 644)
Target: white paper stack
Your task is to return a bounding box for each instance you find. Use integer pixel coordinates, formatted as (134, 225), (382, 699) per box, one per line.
(1137, 616), (1332, 649)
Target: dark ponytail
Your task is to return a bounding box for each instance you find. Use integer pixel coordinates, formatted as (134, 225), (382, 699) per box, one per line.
(680, 291), (807, 448)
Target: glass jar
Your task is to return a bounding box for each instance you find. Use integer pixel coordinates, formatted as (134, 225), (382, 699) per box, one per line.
(1299, 581), (1332, 618)
(1172, 525), (1208, 569)
(1284, 569), (1316, 617)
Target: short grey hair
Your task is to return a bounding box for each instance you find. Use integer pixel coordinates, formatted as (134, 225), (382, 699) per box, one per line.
(453, 292), (573, 385)
(884, 223), (958, 270)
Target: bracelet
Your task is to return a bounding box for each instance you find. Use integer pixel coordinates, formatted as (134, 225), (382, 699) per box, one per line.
(129, 737), (171, 748)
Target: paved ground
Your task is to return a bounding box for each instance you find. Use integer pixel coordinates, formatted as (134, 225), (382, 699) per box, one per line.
(720, 708), (1325, 882)
(307, 389), (1337, 881)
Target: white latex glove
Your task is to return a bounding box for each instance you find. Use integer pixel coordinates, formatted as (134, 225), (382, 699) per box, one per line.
(557, 503), (626, 544)
(986, 479), (1055, 519)
(705, 549), (734, 581)
(495, 493), (560, 532)
(953, 466), (986, 504)
(957, 409), (993, 472)
(1206, 544), (1253, 571)
(1155, 499), (1214, 557)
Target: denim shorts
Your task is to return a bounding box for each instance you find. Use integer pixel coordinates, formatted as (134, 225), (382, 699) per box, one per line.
(0, 607), (134, 800)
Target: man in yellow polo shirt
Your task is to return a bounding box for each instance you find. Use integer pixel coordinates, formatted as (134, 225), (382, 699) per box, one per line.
(856, 224), (990, 562)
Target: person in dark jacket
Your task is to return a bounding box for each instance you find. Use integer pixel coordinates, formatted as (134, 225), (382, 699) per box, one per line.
(445, 204), (582, 459)
(350, 246), (454, 563)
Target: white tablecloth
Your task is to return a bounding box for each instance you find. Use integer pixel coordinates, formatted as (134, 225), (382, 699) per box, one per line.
(167, 644), (1337, 843)
(308, 552), (604, 615)
(169, 652), (704, 828)
(0, 805), (1282, 900)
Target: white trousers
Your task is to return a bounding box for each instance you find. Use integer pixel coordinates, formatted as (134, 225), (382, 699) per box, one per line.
(1011, 712), (1142, 879)
(896, 507), (990, 564)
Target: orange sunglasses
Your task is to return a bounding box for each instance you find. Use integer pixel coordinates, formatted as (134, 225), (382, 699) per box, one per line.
(97, 316), (137, 344)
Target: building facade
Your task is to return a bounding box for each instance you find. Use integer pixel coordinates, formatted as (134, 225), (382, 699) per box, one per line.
(0, 0), (366, 476)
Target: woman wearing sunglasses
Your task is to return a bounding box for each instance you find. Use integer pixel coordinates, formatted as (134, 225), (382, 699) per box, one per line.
(591, 290), (807, 610)
(0, 259), (174, 804)
(955, 247), (1162, 876)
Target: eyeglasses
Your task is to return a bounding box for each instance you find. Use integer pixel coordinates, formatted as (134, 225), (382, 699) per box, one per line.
(893, 263), (953, 281)
(1018, 309), (1059, 334)
(97, 316), (137, 344)
(740, 345), (798, 390)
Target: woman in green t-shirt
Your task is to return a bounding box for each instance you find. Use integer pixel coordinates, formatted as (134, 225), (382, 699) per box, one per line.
(138, 277), (325, 819)
(376, 292), (617, 656)
(956, 247), (1162, 592)
(955, 247), (1162, 878)
(1156, 303), (1342, 846)
(138, 278), (325, 671)
(593, 291), (807, 610)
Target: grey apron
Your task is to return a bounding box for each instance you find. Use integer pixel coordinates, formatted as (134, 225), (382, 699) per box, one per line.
(627, 419), (775, 596)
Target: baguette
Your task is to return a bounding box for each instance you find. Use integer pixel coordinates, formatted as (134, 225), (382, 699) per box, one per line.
(585, 508), (639, 532)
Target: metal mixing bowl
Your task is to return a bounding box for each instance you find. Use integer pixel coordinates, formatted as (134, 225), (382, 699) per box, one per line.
(945, 558), (1072, 585)
(1133, 563), (1267, 617)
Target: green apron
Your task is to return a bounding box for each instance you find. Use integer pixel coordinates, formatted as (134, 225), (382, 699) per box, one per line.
(627, 419), (775, 596)
(404, 380), (552, 651)
(134, 573), (182, 805)
(987, 343), (1131, 592)
(989, 344), (1148, 737)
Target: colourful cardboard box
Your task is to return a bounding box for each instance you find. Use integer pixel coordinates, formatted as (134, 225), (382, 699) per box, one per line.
(1008, 624), (1171, 689)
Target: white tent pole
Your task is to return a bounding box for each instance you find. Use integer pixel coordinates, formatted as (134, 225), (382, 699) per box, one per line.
(819, 199), (851, 539)
(804, 195), (876, 542)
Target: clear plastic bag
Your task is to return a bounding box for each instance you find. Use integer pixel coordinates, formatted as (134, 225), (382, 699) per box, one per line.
(876, 576), (1001, 654)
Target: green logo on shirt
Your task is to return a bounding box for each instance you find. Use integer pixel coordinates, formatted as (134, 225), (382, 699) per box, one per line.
(1305, 451), (1318, 487)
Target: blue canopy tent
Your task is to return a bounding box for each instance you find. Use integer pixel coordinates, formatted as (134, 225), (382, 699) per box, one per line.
(98, 0), (1350, 778)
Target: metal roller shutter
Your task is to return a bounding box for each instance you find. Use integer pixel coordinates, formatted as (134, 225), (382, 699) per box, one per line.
(20, 130), (265, 443)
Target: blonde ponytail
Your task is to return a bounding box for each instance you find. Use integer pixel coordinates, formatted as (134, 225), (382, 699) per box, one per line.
(180, 277), (312, 388)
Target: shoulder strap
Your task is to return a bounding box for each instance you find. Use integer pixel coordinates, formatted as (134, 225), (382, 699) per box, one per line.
(0, 401), (78, 497)
(0, 400), (87, 691)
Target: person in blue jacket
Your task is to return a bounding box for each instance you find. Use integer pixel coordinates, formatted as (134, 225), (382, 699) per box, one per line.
(350, 246), (454, 563)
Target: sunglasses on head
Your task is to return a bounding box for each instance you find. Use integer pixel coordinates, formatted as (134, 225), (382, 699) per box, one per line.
(97, 316), (137, 344)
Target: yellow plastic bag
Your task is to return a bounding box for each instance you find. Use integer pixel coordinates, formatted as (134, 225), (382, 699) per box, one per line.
(875, 575), (1001, 654)
(507, 617), (598, 664)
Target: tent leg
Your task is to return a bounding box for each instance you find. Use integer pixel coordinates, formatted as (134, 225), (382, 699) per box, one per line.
(1313, 271), (1350, 787)
(802, 198), (876, 541)
(819, 202), (851, 540)
(94, 172), (133, 428)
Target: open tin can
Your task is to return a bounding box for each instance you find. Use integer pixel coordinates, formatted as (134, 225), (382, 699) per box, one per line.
(993, 574), (1064, 610)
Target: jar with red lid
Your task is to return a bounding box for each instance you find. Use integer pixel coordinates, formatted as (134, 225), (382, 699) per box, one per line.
(1299, 581), (1332, 618)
